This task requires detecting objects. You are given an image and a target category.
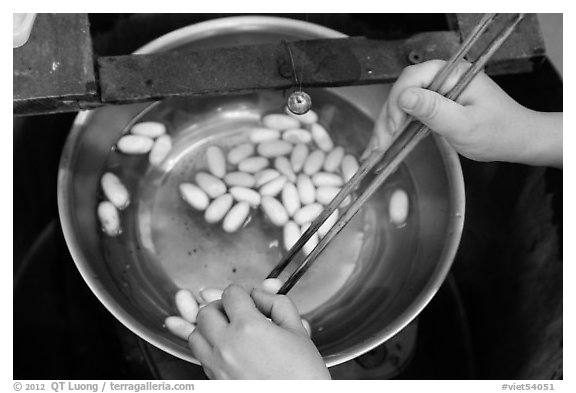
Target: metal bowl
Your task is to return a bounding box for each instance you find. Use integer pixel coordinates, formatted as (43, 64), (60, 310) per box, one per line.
(58, 16), (465, 367)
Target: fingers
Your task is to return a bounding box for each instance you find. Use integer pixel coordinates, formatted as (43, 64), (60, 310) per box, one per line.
(372, 61), (443, 152)
(385, 60), (447, 135)
(250, 289), (307, 334)
(188, 329), (213, 365)
(382, 60), (473, 138)
(195, 300), (229, 344)
(221, 284), (262, 322)
(397, 87), (469, 138)
(370, 103), (395, 156)
(360, 134), (377, 161)
(202, 366), (216, 380)
(364, 103), (398, 160)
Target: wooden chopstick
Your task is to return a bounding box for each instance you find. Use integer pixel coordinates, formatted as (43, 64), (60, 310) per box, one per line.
(266, 14), (498, 281)
(267, 13), (526, 294)
(267, 14), (500, 281)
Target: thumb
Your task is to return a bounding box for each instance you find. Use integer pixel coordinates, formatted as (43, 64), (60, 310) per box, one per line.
(398, 88), (469, 138)
(250, 289), (307, 334)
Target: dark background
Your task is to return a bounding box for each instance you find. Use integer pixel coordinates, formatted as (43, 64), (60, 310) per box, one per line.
(13, 14), (562, 380)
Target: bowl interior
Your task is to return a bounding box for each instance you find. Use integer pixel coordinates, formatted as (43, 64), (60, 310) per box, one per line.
(59, 16), (464, 366)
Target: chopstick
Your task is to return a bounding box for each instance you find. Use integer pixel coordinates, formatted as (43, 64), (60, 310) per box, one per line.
(267, 13), (526, 294)
(266, 13), (498, 281)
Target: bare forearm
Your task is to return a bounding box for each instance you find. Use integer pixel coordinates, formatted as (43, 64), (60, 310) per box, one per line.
(521, 111), (563, 168)
(373, 61), (564, 170)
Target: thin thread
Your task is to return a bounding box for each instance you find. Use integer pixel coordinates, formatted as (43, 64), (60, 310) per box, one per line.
(301, 14), (310, 91)
(298, 56), (305, 92)
(283, 40), (301, 89)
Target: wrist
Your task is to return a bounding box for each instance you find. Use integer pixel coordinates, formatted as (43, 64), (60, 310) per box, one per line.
(520, 111), (563, 168)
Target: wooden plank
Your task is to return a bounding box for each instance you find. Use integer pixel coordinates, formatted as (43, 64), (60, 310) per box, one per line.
(13, 14), (546, 115)
(97, 33), (461, 105)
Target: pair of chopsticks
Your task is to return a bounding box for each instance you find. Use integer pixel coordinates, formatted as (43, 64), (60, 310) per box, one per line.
(266, 13), (526, 295)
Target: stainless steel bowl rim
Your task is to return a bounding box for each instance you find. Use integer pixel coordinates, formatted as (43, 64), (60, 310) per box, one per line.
(58, 16), (465, 367)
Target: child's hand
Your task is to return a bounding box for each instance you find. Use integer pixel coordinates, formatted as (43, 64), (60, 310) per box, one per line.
(370, 60), (562, 168)
(187, 284), (331, 380)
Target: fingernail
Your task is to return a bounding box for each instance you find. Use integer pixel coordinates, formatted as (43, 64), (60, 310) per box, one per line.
(399, 90), (419, 111)
(361, 146), (371, 161)
(387, 117), (396, 134)
(361, 137), (376, 160)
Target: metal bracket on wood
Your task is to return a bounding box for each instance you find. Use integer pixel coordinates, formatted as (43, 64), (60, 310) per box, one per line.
(13, 14), (545, 116)
(97, 32), (461, 105)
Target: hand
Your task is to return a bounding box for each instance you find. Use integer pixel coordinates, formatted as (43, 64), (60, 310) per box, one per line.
(369, 60), (562, 168)
(187, 284), (331, 380)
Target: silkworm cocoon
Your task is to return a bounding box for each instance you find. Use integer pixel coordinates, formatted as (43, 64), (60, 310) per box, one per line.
(311, 123), (334, 152)
(179, 183), (210, 211)
(223, 202), (250, 233)
(204, 194), (233, 223)
(257, 140), (293, 158)
(149, 134), (172, 166)
(315, 186), (341, 205)
(290, 143), (309, 173)
(274, 156), (296, 182)
(116, 134), (154, 154)
(238, 156), (269, 173)
(206, 146), (226, 178)
(195, 172), (227, 198)
(261, 196), (289, 227)
(227, 143), (255, 165)
(97, 201), (121, 237)
(312, 172), (344, 187)
(282, 128), (312, 144)
(341, 155), (360, 182)
(259, 175), (287, 197)
(283, 220), (301, 251)
(223, 172), (256, 188)
(293, 203), (323, 226)
(175, 289), (199, 324)
(249, 127), (281, 143)
(323, 146), (345, 173)
(296, 174), (316, 205)
(261, 278), (284, 294)
(318, 209), (339, 238)
(101, 172), (130, 210)
(303, 150), (326, 176)
(285, 107), (319, 125)
(130, 121), (166, 138)
(262, 113), (301, 130)
(229, 187), (261, 207)
(300, 223), (319, 256)
(165, 316), (195, 341)
(281, 182), (301, 217)
(200, 288), (224, 303)
(389, 189), (409, 225)
(254, 169), (280, 187)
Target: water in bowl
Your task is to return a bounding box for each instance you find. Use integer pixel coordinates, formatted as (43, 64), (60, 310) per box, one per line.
(98, 91), (418, 338)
